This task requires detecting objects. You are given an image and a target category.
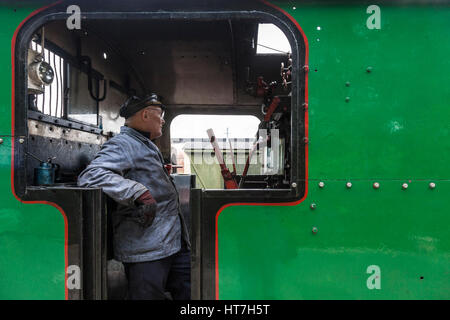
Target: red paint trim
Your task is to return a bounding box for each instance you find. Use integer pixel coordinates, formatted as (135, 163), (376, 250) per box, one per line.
(11, 1), (68, 300)
(215, 1), (309, 300)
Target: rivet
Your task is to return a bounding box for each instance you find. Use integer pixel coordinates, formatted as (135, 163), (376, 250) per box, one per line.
(373, 182), (380, 189)
(402, 183), (408, 190)
(302, 102), (308, 110)
(291, 182), (297, 188)
(366, 67), (372, 73)
(310, 203), (316, 210)
(19, 138), (25, 144)
(0, 138), (3, 144)
(318, 181), (325, 188)
(345, 82), (350, 87)
(303, 65), (309, 72)
(429, 182), (436, 189)
(303, 137), (309, 143)
(346, 182), (352, 189)
(312, 227), (318, 234)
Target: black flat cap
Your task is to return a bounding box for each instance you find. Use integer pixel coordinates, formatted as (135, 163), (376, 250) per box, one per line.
(119, 93), (165, 119)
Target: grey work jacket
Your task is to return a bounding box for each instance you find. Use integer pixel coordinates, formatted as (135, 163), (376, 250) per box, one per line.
(78, 126), (190, 263)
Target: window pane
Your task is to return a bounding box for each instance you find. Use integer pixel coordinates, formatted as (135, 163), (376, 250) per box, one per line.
(67, 66), (98, 125)
(256, 23), (291, 54)
(170, 115), (262, 189)
(33, 43), (64, 118)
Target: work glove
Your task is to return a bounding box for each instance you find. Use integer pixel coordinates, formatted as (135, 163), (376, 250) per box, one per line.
(133, 191), (157, 228)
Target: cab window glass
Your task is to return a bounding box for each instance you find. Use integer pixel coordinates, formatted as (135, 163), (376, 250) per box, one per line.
(170, 114), (263, 189)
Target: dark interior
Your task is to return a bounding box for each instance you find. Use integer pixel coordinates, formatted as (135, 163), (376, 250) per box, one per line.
(25, 18), (294, 189)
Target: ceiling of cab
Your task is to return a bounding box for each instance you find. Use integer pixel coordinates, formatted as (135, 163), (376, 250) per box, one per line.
(83, 19), (235, 105)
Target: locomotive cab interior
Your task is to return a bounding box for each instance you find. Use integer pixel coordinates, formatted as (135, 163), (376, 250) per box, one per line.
(17, 9), (305, 299)
(25, 18), (295, 191)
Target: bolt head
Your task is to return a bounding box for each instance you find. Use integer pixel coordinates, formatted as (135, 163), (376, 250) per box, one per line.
(366, 67), (373, 73)
(19, 138), (25, 144)
(291, 182), (297, 188)
(345, 97), (350, 102)
(373, 182), (380, 189)
(429, 182), (436, 189)
(0, 138), (3, 144)
(310, 203), (316, 210)
(312, 227), (318, 234)
(346, 182), (352, 188)
(345, 82), (350, 87)
(402, 183), (408, 190)
(318, 181), (325, 188)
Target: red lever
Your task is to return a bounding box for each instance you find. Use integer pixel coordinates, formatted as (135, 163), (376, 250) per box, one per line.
(264, 96), (281, 122)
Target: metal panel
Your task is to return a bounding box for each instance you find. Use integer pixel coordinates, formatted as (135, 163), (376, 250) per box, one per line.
(171, 174), (196, 233)
(25, 187), (106, 300)
(190, 188), (202, 300)
(81, 188), (106, 300)
(171, 174), (198, 299)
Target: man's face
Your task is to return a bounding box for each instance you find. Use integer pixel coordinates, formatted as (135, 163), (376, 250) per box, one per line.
(142, 105), (165, 139)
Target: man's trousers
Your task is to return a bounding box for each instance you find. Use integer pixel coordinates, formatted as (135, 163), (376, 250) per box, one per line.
(124, 245), (191, 300)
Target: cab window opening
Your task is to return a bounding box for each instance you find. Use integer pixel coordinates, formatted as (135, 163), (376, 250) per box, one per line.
(256, 23), (292, 54)
(23, 18), (298, 191)
(170, 114), (264, 189)
(28, 36), (103, 128)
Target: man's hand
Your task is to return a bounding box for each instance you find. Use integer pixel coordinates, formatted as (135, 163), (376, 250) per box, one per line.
(134, 191), (157, 228)
(136, 191), (156, 205)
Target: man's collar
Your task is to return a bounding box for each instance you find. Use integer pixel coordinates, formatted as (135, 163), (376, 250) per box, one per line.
(120, 126), (164, 162)
(121, 126), (152, 141)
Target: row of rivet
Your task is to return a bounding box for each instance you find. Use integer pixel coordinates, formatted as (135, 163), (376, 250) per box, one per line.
(310, 180), (437, 235)
(0, 138), (25, 144)
(316, 181), (436, 189)
(0, 138), (26, 144)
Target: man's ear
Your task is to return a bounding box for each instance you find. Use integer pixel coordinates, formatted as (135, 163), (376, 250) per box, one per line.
(142, 109), (149, 120)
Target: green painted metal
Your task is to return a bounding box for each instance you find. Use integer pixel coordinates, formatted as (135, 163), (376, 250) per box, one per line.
(0, 2), (66, 299)
(0, 0), (448, 300)
(218, 3), (450, 299)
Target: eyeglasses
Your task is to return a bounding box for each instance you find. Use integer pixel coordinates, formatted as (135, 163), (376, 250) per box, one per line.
(146, 106), (165, 119)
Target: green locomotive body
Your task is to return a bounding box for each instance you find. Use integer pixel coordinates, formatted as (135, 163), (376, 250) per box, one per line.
(0, 0), (448, 299)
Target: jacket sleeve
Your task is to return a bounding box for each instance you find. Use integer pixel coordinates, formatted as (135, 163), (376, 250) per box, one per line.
(77, 139), (148, 207)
